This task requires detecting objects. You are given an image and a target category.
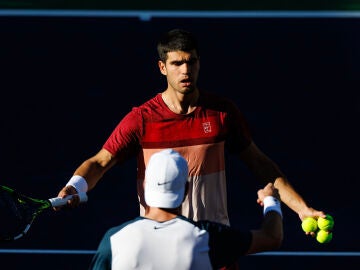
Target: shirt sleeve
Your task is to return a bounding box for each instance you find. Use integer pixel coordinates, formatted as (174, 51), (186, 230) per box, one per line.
(102, 107), (143, 163)
(88, 229), (114, 270)
(195, 220), (252, 269)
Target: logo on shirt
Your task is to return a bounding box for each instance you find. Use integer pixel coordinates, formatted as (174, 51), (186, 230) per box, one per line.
(202, 121), (211, 133)
(157, 181), (171, 186)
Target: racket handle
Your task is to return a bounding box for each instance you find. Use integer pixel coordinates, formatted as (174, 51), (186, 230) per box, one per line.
(49, 192), (88, 207)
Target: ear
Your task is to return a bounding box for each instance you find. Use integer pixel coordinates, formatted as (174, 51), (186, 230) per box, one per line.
(158, 60), (167, 75)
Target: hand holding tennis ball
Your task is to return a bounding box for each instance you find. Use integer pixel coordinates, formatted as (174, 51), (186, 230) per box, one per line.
(316, 214), (334, 244)
(316, 230), (333, 244)
(317, 214), (334, 231)
(301, 217), (318, 233)
(301, 214), (334, 244)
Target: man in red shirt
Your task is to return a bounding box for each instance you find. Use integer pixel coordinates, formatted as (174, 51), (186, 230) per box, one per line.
(57, 28), (326, 269)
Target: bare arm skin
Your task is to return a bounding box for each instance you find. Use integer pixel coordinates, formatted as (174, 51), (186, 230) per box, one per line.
(246, 183), (283, 254)
(55, 148), (117, 209)
(239, 141), (325, 221)
(72, 148), (117, 190)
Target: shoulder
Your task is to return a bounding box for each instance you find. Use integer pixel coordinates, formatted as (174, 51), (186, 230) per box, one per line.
(194, 219), (231, 232)
(175, 216), (209, 235)
(126, 93), (168, 119)
(103, 217), (145, 238)
(133, 93), (163, 112)
(117, 93), (165, 125)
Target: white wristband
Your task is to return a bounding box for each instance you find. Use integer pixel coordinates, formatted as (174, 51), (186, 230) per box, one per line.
(66, 175), (88, 193)
(263, 196), (282, 218)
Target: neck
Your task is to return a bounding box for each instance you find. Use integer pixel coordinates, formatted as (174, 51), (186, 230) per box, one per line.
(144, 207), (181, 222)
(161, 89), (199, 114)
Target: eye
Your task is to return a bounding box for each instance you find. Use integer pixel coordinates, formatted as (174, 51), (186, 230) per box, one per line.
(188, 58), (198, 65)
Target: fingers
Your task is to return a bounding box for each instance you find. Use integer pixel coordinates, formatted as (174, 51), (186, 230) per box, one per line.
(257, 183), (275, 197)
(299, 209), (327, 221)
(257, 182), (280, 205)
(264, 182), (274, 189)
(305, 231), (317, 237)
(53, 185), (79, 211)
(257, 198), (264, 206)
(300, 210), (327, 238)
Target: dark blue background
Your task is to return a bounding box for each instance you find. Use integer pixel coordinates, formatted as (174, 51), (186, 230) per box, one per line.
(0, 15), (359, 269)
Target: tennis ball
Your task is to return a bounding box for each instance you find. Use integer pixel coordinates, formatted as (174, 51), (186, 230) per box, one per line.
(301, 217), (318, 233)
(317, 214), (334, 231)
(316, 229), (333, 244)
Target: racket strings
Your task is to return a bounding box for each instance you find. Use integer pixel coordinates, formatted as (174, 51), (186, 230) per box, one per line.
(0, 187), (45, 240)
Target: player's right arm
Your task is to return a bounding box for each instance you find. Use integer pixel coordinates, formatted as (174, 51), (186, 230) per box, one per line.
(54, 148), (117, 210)
(55, 107), (143, 210)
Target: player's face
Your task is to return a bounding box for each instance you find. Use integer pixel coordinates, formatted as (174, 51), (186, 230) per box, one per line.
(158, 50), (200, 94)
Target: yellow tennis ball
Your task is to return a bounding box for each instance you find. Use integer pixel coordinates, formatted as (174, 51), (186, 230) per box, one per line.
(301, 217), (318, 233)
(316, 229), (333, 244)
(317, 214), (334, 231)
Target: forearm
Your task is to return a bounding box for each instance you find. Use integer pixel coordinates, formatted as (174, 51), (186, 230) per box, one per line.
(241, 143), (325, 220)
(69, 148), (117, 192)
(262, 196), (283, 244)
(273, 176), (308, 214)
(247, 195), (283, 254)
(240, 142), (285, 183)
(72, 159), (107, 191)
(240, 142), (310, 217)
(262, 211), (283, 240)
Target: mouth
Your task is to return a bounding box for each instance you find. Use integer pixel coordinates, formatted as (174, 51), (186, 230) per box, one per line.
(180, 78), (192, 87)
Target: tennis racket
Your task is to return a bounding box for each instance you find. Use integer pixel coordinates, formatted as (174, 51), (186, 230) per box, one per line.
(0, 185), (87, 241)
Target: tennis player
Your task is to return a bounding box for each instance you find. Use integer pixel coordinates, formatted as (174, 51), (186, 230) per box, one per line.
(58, 28), (325, 223)
(89, 149), (283, 270)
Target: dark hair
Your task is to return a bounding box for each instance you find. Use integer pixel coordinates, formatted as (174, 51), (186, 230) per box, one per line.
(157, 29), (199, 62)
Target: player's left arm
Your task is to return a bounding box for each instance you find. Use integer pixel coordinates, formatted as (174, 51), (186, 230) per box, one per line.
(239, 141), (326, 221)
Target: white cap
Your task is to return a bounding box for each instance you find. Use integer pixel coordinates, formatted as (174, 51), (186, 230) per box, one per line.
(144, 149), (189, 208)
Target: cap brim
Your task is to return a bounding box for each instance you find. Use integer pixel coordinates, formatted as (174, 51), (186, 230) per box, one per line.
(145, 187), (185, 208)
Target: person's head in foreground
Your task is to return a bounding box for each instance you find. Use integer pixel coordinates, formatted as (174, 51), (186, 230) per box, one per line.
(89, 149), (283, 270)
(143, 148), (283, 261)
(144, 148), (188, 209)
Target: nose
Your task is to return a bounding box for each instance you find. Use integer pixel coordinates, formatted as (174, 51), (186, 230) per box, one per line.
(181, 63), (191, 74)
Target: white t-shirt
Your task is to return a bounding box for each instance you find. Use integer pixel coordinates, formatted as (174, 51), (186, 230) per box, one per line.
(91, 216), (211, 270)
(89, 215), (251, 270)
